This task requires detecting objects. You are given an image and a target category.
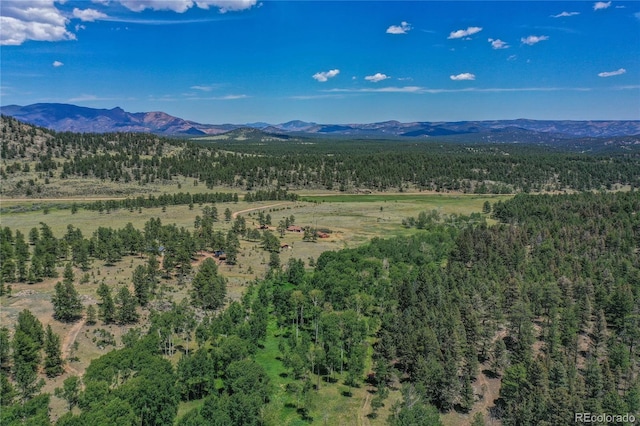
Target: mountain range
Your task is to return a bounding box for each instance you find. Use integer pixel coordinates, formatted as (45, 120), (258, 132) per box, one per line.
(1, 103), (639, 141)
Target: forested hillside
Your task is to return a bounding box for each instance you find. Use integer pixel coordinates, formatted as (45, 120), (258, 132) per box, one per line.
(1, 116), (639, 424)
(2, 115), (640, 198)
(1, 190), (638, 425)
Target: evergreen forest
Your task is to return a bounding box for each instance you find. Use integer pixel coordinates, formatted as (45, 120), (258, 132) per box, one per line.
(0, 116), (639, 425)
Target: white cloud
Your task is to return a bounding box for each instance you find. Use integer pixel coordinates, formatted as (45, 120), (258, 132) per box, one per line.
(326, 86), (425, 94)
(488, 38), (509, 49)
(593, 1), (611, 10)
(216, 94), (247, 100)
(72, 8), (108, 22)
(312, 69), (340, 82)
(450, 73), (476, 81)
(52, 60), (64, 67)
(0, 0), (75, 45)
(386, 21), (411, 35)
(196, 0), (258, 13)
(365, 73), (390, 83)
(598, 68), (626, 77)
(322, 86), (592, 95)
(521, 35), (549, 45)
(191, 85), (215, 92)
(290, 94), (346, 100)
(117, 0), (256, 13)
(92, 0), (110, 4)
(118, 1), (190, 12)
(551, 11), (580, 18)
(448, 26), (482, 39)
(68, 94), (117, 102)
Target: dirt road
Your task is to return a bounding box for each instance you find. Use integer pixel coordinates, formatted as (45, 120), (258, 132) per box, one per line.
(61, 317), (86, 376)
(232, 203), (286, 219)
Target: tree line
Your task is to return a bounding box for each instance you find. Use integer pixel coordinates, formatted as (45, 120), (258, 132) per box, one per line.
(1, 188), (639, 424)
(3, 116), (639, 196)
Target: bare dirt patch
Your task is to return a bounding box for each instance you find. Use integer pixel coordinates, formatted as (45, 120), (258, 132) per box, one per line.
(61, 317), (86, 376)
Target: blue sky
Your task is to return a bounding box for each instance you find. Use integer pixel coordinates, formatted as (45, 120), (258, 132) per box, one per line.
(1, 1), (639, 124)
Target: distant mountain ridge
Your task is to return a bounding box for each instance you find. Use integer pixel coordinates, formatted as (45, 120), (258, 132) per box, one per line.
(0, 103), (236, 136)
(1, 103), (639, 139)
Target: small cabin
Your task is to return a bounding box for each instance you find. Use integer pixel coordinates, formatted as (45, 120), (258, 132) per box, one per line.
(287, 225), (303, 232)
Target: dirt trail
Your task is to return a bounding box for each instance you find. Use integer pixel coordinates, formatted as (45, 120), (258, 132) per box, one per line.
(359, 389), (372, 426)
(232, 203), (286, 219)
(61, 317), (86, 376)
(470, 327), (508, 422)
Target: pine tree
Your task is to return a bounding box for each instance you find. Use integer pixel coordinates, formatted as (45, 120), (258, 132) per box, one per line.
(0, 327), (9, 371)
(16, 309), (44, 347)
(482, 200), (491, 214)
(491, 338), (508, 376)
(191, 258), (227, 310)
(132, 265), (150, 306)
(43, 324), (64, 377)
(12, 329), (43, 402)
(52, 280), (83, 322)
(1, 240), (16, 283)
(0, 373), (16, 406)
(86, 304), (97, 325)
(14, 230), (29, 282)
(62, 262), (74, 284)
(97, 282), (116, 324)
(460, 373), (475, 412)
(225, 231), (239, 265)
(55, 375), (80, 411)
(116, 287), (139, 324)
(147, 254), (159, 293)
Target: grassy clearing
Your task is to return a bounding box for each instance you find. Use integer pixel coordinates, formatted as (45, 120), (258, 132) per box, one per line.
(175, 399), (206, 424)
(255, 319), (403, 426)
(1, 191), (505, 424)
(0, 193), (506, 278)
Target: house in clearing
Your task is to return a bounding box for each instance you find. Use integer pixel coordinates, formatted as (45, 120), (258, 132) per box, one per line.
(317, 232), (330, 238)
(287, 225), (303, 232)
(280, 243), (292, 250)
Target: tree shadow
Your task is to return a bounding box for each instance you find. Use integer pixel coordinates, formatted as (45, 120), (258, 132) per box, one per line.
(453, 403), (471, 414)
(482, 369), (500, 379)
(297, 408), (313, 422)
